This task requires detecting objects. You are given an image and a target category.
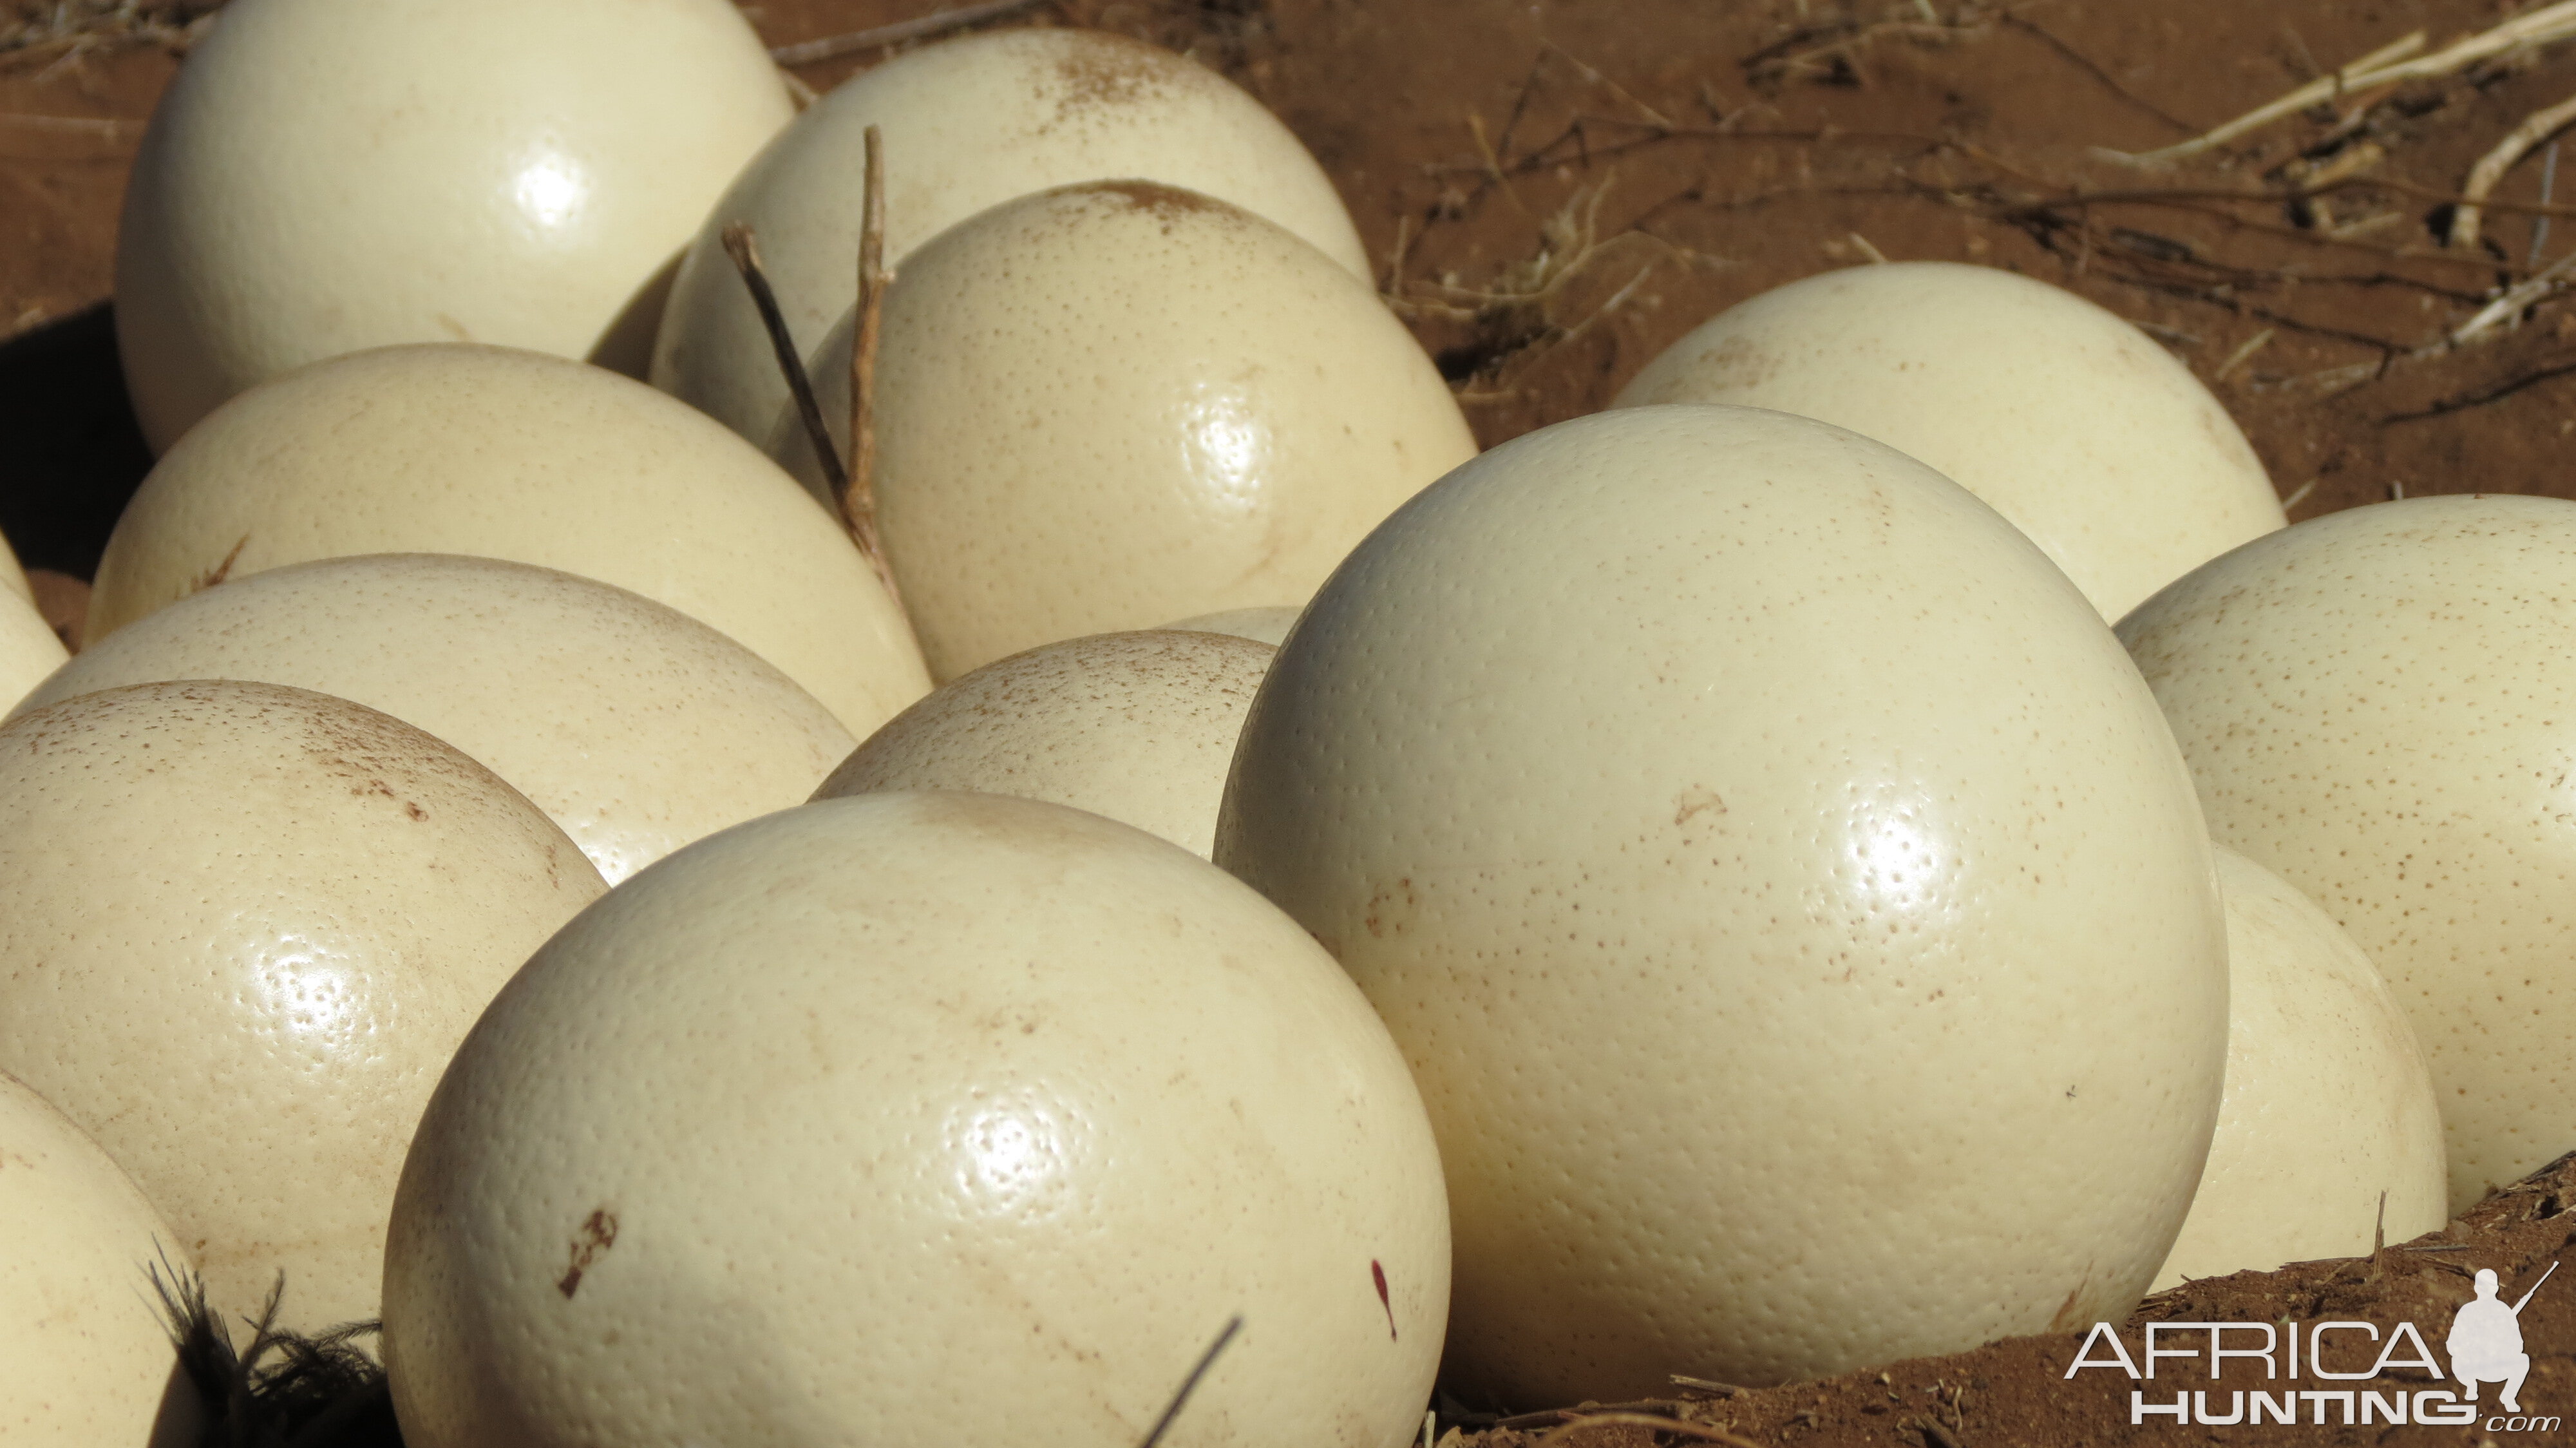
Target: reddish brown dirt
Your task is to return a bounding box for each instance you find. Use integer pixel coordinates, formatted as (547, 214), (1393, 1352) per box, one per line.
(11, 2), (2576, 1443)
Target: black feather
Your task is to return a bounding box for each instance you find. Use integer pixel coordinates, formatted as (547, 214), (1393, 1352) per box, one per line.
(146, 1255), (404, 1448)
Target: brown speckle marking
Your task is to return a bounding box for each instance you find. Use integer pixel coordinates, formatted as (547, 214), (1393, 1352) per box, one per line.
(189, 533), (250, 594)
(1086, 179), (1228, 231)
(1363, 877), (1417, 938)
(1048, 32), (1179, 117)
(1372, 1259), (1396, 1339)
(556, 1208), (618, 1299)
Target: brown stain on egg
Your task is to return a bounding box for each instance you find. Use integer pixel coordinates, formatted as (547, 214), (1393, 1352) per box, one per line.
(1086, 180), (1227, 232)
(188, 534), (251, 595)
(2045, 1278), (2091, 1333)
(1674, 787), (1727, 828)
(556, 1207), (619, 1299)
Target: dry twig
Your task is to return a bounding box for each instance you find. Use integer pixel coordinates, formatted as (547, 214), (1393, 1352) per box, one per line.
(1529, 1411), (1764, 1448)
(845, 124), (900, 606)
(721, 222), (847, 494)
(2454, 91), (2576, 249)
(2112, 2), (2576, 167)
(2448, 242), (2576, 343)
(2100, 26), (2426, 165)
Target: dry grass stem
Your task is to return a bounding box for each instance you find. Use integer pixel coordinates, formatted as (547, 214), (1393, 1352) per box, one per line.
(1847, 230), (1889, 263)
(1745, 5), (1997, 89)
(2214, 325), (2275, 380)
(1469, 112), (1531, 218)
(2101, 26), (2427, 165)
(2452, 90), (2576, 248)
(0, 111), (131, 133)
(770, 0), (1046, 67)
(721, 222), (848, 495)
(1542, 38), (1672, 130)
(2123, 1), (2576, 167)
(2280, 477), (2320, 511)
(1528, 1411), (1765, 1448)
(845, 123), (901, 607)
(2448, 242), (2576, 343)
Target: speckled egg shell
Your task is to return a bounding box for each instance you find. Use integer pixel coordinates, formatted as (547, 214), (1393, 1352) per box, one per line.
(1217, 404), (2228, 1398)
(85, 344), (929, 739)
(1613, 262), (2286, 621)
(14, 553), (857, 884)
(0, 587), (67, 714)
(1162, 605), (1300, 647)
(2152, 846), (2447, 1289)
(777, 182), (1475, 680)
(814, 629), (1273, 858)
(2119, 493), (2576, 1211)
(0, 1072), (198, 1448)
(3, 534), (29, 600)
(115, 0), (793, 453)
(651, 26), (1367, 444)
(383, 792), (1448, 1448)
(0, 680), (605, 1333)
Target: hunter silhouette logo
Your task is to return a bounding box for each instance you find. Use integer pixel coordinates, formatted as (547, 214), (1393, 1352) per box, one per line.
(2452, 1262), (2554, 1415)
(2065, 1259), (2560, 1431)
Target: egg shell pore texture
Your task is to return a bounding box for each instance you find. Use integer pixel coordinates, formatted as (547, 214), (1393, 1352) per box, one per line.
(115, 0), (793, 452)
(2151, 846), (2446, 1290)
(83, 343), (929, 739)
(15, 552), (857, 884)
(0, 1073), (196, 1448)
(778, 182), (1475, 681)
(383, 792), (1449, 1448)
(1613, 261), (2284, 622)
(0, 587), (68, 714)
(0, 680), (605, 1333)
(650, 26), (1368, 444)
(1215, 404), (2228, 1397)
(815, 627), (1275, 858)
(2117, 493), (2576, 1212)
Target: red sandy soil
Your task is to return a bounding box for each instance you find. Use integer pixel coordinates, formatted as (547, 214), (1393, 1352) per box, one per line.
(10, 2), (2576, 1442)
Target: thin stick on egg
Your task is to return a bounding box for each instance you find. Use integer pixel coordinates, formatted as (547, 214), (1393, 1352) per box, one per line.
(844, 123), (902, 607)
(720, 221), (848, 495)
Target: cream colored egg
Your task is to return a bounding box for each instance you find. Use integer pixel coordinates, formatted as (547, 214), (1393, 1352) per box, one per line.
(1216, 405), (2228, 1398)
(652, 26), (1367, 444)
(2119, 494), (2576, 1212)
(0, 586), (68, 713)
(2153, 846), (2447, 1290)
(780, 182), (1475, 680)
(86, 345), (929, 738)
(13, 553), (857, 884)
(1613, 262), (2286, 621)
(1164, 605), (1300, 647)
(3, 533), (29, 600)
(115, 0), (793, 454)
(815, 629), (1273, 858)
(383, 791), (1448, 1448)
(0, 681), (606, 1333)
(1, 1073), (198, 1448)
